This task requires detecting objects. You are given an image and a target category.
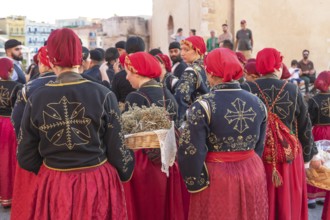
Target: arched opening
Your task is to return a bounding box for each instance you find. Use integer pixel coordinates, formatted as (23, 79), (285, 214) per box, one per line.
(167, 15), (174, 44)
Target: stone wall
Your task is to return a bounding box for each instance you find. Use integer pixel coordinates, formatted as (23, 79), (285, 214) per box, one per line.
(102, 16), (150, 50)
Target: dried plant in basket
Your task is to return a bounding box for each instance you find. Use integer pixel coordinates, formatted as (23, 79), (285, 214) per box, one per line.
(122, 104), (172, 135)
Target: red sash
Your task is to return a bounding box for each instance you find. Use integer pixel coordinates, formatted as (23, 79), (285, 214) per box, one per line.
(206, 150), (255, 163)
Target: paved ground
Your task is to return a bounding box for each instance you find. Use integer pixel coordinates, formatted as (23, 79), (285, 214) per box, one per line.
(0, 204), (324, 220)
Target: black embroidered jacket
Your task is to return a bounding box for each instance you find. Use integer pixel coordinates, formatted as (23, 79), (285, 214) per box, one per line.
(12, 72), (56, 135)
(308, 92), (330, 126)
(242, 77), (318, 162)
(125, 79), (178, 119)
(174, 59), (209, 126)
(178, 83), (267, 192)
(0, 80), (22, 117)
(17, 72), (135, 182)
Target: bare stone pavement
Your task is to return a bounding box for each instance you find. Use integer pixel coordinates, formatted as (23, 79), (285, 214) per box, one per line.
(0, 204), (324, 220)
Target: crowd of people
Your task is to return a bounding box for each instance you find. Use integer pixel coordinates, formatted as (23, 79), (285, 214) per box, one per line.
(0, 24), (329, 220)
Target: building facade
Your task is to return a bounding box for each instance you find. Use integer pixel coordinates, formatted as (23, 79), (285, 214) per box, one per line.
(152, 0), (330, 71)
(25, 20), (56, 53)
(0, 16), (26, 44)
(55, 17), (93, 28)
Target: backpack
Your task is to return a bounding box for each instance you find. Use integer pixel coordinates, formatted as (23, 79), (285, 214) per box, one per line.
(253, 81), (300, 187)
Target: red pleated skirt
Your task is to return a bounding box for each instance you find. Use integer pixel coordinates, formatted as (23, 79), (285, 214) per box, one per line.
(123, 150), (188, 220)
(322, 192), (330, 220)
(265, 151), (308, 220)
(0, 116), (17, 207)
(312, 125), (330, 141)
(307, 184), (327, 199)
(10, 165), (37, 220)
(188, 153), (268, 220)
(13, 162), (127, 220)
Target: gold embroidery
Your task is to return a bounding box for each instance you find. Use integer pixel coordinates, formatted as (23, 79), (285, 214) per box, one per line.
(224, 98), (257, 134)
(184, 176), (206, 186)
(0, 86), (10, 107)
(261, 85), (293, 119)
(179, 128), (191, 145)
(44, 159), (107, 171)
(188, 106), (205, 125)
(222, 135), (258, 151)
(109, 109), (134, 173)
(208, 132), (223, 150)
(185, 144), (197, 155)
(39, 96), (91, 150)
(177, 82), (190, 94)
(321, 98), (330, 118)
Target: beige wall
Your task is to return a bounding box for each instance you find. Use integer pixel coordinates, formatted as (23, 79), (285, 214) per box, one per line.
(151, 0), (234, 53)
(152, 0), (330, 71)
(234, 0), (330, 72)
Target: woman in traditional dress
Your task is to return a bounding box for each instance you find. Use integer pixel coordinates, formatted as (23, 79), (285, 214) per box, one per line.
(154, 53), (178, 94)
(0, 57), (22, 207)
(16, 28), (134, 220)
(178, 48), (269, 220)
(307, 71), (330, 220)
(10, 46), (56, 219)
(174, 36), (209, 126)
(242, 48), (319, 220)
(123, 52), (187, 220)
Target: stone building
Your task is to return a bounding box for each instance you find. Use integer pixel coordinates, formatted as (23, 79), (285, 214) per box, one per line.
(101, 16), (150, 50)
(151, 0), (330, 71)
(72, 23), (103, 49)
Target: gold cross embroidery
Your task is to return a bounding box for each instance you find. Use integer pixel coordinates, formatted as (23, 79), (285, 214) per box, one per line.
(39, 96), (91, 150)
(225, 98), (257, 134)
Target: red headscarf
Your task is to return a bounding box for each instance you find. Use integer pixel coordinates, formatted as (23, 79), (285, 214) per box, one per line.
(280, 63), (291, 80)
(37, 46), (51, 68)
(315, 71), (330, 92)
(124, 52), (161, 78)
(155, 53), (172, 72)
(181, 36), (206, 55)
(244, 61), (260, 77)
(236, 52), (247, 65)
(256, 48), (283, 75)
(0, 58), (14, 80)
(204, 48), (243, 82)
(47, 28), (82, 67)
(33, 53), (39, 65)
(119, 52), (127, 67)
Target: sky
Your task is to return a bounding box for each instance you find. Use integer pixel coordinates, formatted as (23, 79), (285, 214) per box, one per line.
(2, 0), (153, 24)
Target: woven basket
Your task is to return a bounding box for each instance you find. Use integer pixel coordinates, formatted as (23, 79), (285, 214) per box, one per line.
(125, 130), (166, 149)
(306, 166), (330, 190)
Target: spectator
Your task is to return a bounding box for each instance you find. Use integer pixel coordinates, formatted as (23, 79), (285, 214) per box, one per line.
(234, 20), (253, 59)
